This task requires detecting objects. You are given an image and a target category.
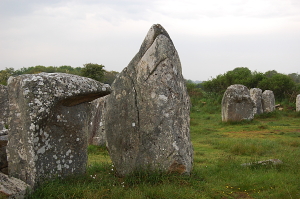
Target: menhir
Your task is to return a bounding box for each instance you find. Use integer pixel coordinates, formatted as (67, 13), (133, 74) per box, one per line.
(105, 24), (193, 177)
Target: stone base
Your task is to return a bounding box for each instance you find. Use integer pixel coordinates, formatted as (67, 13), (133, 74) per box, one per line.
(0, 172), (30, 199)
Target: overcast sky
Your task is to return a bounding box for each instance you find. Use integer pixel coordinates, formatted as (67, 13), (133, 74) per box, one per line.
(1, 0), (299, 81)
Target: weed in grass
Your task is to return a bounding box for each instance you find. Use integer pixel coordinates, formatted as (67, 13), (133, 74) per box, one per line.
(123, 169), (166, 186)
(0, 193), (8, 199)
(280, 131), (300, 138)
(279, 139), (300, 148)
(258, 125), (268, 129)
(198, 128), (216, 135)
(190, 119), (199, 126)
(268, 121), (291, 126)
(220, 119), (258, 126)
(194, 151), (205, 156)
(291, 111), (300, 118)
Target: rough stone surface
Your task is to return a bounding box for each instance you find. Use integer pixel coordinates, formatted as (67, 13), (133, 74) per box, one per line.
(0, 172), (30, 199)
(262, 90), (275, 113)
(7, 73), (111, 188)
(105, 24), (193, 177)
(0, 85), (9, 131)
(222, 84), (255, 122)
(0, 135), (8, 174)
(88, 96), (108, 146)
(0, 135), (8, 149)
(250, 88), (263, 115)
(296, 94), (300, 112)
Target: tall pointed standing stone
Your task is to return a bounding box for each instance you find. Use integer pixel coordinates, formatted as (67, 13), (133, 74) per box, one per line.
(105, 24), (193, 176)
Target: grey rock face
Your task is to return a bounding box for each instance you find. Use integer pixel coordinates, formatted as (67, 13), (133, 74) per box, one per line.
(0, 135), (8, 174)
(0, 172), (30, 199)
(0, 85), (9, 131)
(105, 24), (193, 176)
(88, 96), (108, 146)
(250, 88), (263, 115)
(222, 84), (255, 122)
(7, 73), (111, 188)
(0, 85), (9, 175)
(296, 94), (300, 112)
(262, 90), (275, 113)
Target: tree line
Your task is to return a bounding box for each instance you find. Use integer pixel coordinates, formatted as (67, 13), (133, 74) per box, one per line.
(186, 67), (300, 103)
(0, 63), (119, 85)
(2, 65), (299, 103)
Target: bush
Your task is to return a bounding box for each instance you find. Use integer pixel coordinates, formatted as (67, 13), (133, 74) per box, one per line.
(81, 63), (105, 82)
(258, 73), (297, 101)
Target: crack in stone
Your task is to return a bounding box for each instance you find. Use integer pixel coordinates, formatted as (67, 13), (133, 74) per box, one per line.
(132, 85), (140, 131)
(145, 57), (167, 82)
(126, 70), (140, 132)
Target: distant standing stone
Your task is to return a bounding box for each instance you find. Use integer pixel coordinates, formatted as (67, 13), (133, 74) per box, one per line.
(241, 159), (283, 167)
(262, 90), (275, 113)
(105, 24), (193, 176)
(296, 94), (300, 112)
(250, 88), (263, 115)
(222, 84), (255, 122)
(88, 96), (108, 146)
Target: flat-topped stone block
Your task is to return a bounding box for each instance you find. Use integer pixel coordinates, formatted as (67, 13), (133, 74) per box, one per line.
(7, 73), (111, 188)
(222, 84), (255, 122)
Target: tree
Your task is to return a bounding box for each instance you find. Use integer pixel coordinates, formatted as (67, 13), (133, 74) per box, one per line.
(57, 65), (81, 75)
(247, 71), (266, 88)
(226, 67), (252, 86)
(103, 70), (119, 85)
(288, 73), (300, 84)
(201, 67), (254, 94)
(0, 68), (15, 85)
(258, 73), (297, 100)
(264, 70), (278, 78)
(185, 80), (203, 98)
(80, 63), (105, 82)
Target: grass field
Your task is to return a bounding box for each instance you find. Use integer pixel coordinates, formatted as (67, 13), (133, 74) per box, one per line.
(26, 109), (300, 199)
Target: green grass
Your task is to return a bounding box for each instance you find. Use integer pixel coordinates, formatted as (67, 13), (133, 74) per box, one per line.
(27, 109), (300, 199)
